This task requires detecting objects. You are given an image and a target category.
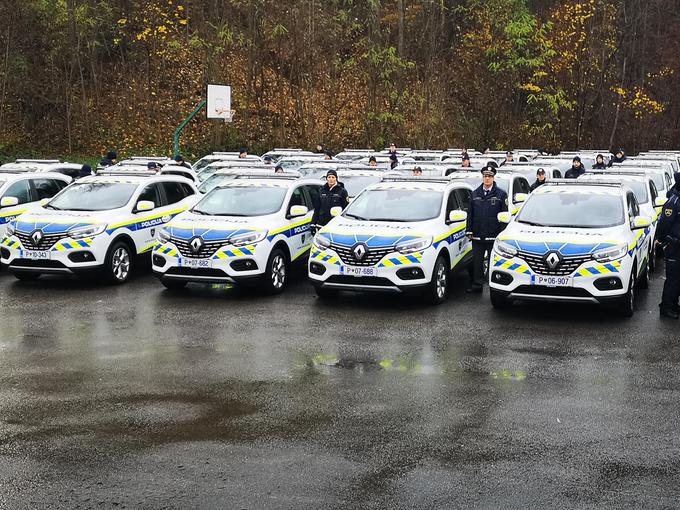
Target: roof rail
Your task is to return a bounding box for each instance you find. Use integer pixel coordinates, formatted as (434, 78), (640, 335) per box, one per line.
(15, 159), (60, 164)
(232, 171), (301, 179)
(585, 170), (648, 176)
(544, 179), (623, 187)
(97, 169), (157, 176)
(128, 156), (170, 161)
(381, 175), (452, 184)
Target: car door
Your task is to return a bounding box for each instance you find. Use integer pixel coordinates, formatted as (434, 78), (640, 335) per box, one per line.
(131, 182), (165, 253)
(0, 178), (35, 235)
(284, 185), (313, 258)
(626, 191), (647, 272)
(453, 187), (473, 261)
(300, 184), (320, 247)
(443, 190), (462, 265)
(512, 177), (531, 213)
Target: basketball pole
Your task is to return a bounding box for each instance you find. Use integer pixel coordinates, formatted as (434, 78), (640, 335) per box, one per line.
(173, 99), (206, 156)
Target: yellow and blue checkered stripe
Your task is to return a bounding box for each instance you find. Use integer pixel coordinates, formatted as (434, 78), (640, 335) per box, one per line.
(378, 252), (423, 267)
(574, 261), (621, 277)
(51, 238), (93, 251)
(493, 256), (531, 274)
(1, 237), (20, 249)
(154, 243), (178, 257)
(213, 245), (256, 259)
(310, 246), (340, 265)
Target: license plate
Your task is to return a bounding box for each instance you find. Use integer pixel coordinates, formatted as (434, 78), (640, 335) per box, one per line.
(340, 266), (377, 277)
(21, 250), (51, 260)
(531, 275), (573, 287)
(179, 258), (212, 269)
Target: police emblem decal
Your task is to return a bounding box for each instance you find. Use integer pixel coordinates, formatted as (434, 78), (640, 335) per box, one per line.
(665, 208), (673, 217)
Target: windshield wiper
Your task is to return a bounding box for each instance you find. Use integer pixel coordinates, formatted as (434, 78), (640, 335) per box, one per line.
(192, 209), (209, 215)
(518, 220), (546, 226)
(370, 218), (407, 222)
(344, 213), (367, 220)
(44, 204), (60, 210)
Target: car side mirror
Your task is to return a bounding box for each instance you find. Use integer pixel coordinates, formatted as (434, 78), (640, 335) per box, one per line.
(289, 205), (308, 218)
(497, 211), (512, 224)
(632, 215), (651, 230)
(330, 206), (343, 217)
(655, 197), (666, 207)
(0, 197), (19, 208)
(447, 210), (467, 224)
(514, 193), (528, 203)
(135, 200), (155, 212)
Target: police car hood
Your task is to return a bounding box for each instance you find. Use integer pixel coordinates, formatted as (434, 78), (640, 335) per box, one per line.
(498, 222), (625, 257)
(13, 208), (107, 233)
(164, 210), (268, 241)
(317, 217), (430, 248)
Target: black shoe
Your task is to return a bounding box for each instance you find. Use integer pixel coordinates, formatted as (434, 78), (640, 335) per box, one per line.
(660, 307), (680, 320)
(466, 285), (483, 294)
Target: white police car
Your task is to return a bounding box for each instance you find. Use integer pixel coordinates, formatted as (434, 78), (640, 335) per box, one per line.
(489, 181), (652, 317)
(152, 174), (320, 293)
(308, 177), (473, 304)
(0, 175), (197, 283)
(0, 172), (71, 240)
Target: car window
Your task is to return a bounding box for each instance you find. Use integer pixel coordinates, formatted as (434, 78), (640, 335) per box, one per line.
(32, 178), (63, 200)
(288, 186), (305, 209)
(626, 192), (639, 223)
(138, 183), (162, 207)
(514, 177), (530, 196)
(304, 185), (320, 209)
(445, 191), (460, 217)
(55, 167), (80, 179)
(179, 183), (195, 197)
(454, 188), (471, 212)
(649, 180), (658, 203)
(161, 182), (188, 205)
(3, 180), (32, 205)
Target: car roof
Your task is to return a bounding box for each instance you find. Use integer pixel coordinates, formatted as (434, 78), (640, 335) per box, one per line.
(0, 171), (71, 182)
(78, 174), (194, 185)
(218, 176), (316, 188)
(533, 181), (624, 195)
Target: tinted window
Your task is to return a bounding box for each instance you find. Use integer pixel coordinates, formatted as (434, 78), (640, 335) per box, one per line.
(161, 182), (188, 205)
(55, 167), (80, 178)
(288, 187), (305, 208)
(179, 183), (195, 197)
(445, 191), (459, 216)
(515, 177), (530, 195)
(627, 192), (639, 221)
(138, 183), (162, 207)
(454, 188), (471, 212)
(32, 179), (63, 200)
(304, 185), (320, 209)
(3, 180), (32, 205)
(48, 182), (137, 211)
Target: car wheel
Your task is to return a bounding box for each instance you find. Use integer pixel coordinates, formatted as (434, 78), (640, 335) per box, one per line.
(263, 249), (288, 294)
(617, 268), (635, 318)
(424, 255), (448, 305)
(490, 288), (512, 309)
(13, 271), (40, 281)
(161, 279), (187, 290)
(105, 241), (132, 284)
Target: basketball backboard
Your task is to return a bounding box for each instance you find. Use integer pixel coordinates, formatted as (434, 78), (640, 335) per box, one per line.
(207, 84), (232, 121)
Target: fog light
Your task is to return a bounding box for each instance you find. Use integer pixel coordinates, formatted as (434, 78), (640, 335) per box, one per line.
(152, 254), (166, 267)
(491, 271), (513, 286)
(309, 262), (326, 275)
(594, 276), (623, 291)
(230, 259), (258, 271)
(68, 251), (95, 263)
(396, 267), (425, 280)
(0, 247), (9, 259)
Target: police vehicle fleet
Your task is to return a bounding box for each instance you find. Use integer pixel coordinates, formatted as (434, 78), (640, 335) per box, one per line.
(489, 181), (652, 317)
(0, 175), (198, 283)
(152, 173), (320, 293)
(308, 176), (473, 304)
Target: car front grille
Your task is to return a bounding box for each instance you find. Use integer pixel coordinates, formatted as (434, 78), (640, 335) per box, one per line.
(15, 231), (69, 250)
(171, 237), (227, 259)
(519, 252), (592, 276)
(330, 243), (394, 267)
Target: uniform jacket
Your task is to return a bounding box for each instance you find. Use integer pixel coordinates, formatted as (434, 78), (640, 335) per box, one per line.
(312, 183), (349, 227)
(592, 162), (607, 169)
(564, 165), (585, 179)
(530, 179), (545, 192)
(467, 182), (509, 240)
(658, 185), (680, 257)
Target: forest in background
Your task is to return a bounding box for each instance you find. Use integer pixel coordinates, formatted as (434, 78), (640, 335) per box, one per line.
(0, 0), (678, 159)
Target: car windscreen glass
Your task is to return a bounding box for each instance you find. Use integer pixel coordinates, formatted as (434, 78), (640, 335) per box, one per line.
(48, 182), (137, 211)
(198, 174), (238, 194)
(194, 159), (216, 172)
(517, 192), (624, 228)
(343, 188), (442, 222)
(340, 176), (381, 197)
(193, 186), (287, 216)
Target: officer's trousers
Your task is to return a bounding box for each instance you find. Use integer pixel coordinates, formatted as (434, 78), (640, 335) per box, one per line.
(471, 240), (494, 287)
(661, 256), (680, 309)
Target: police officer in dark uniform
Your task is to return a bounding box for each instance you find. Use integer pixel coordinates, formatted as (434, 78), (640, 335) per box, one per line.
(311, 169), (349, 234)
(466, 165), (508, 292)
(99, 150), (117, 168)
(174, 154), (192, 169)
(657, 172), (680, 319)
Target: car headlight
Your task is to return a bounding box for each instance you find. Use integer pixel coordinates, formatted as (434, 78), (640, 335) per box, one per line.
(592, 243), (628, 262)
(229, 230), (268, 247)
(396, 236), (433, 255)
(5, 222), (15, 236)
(313, 234), (331, 250)
(494, 240), (518, 258)
(68, 224), (107, 240)
(158, 228), (171, 242)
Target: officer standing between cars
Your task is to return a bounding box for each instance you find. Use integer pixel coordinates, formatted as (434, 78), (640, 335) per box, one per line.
(657, 172), (680, 319)
(99, 150), (117, 168)
(530, 168), (546, 191)
(78, 164), (92, 179)
(592, 154), (607, 169)
(174, 154), (191, 169)
(311, 169), (349, 235)
(565, 156), (585, 178)
(466, 165), (508, 293)
(608, 148), (627, 167)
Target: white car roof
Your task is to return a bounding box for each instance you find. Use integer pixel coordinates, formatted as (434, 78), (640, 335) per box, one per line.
(218, 176), (317, 188)
(532, 181), (624, 196)
(0, 171), (71, 183)
(79, 174), (195, 185)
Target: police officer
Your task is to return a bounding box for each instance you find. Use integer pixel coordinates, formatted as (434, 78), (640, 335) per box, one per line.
(565, 156), (585, 178)
(99, 150), (117, 168)
(466, 165), (508, 292)
(657, 172), (680, 319)
(608, 148), (626, 167)
(311, 169), (349, 234)
(592, 154), (607, 169)
(174, 154), (191, 169)
(530, 168), (546, 191)
(78, 164), (92, 179)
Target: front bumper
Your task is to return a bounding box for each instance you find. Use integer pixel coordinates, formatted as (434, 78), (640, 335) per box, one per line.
(488, 252), (633, 304)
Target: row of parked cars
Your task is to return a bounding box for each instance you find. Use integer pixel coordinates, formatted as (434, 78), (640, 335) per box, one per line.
(0, 148), (678, 316)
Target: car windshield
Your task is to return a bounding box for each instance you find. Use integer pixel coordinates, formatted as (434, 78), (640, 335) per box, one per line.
(517, 192), (624, 228)
(343, 188), (442, 222)
(197, 166), (220, 182)
(198, 174), (238, 194)
(47, 182), (137, 211)
(341, 176), (382, 197)
(192, 185), (287, 216)
(194, 158), (220, 172)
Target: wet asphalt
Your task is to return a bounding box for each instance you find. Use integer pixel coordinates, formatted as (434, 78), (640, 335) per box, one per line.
(0, 263), (678, 509)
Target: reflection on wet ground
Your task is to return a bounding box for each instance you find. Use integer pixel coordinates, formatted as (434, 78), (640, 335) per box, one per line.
(0, 269), (678, 507)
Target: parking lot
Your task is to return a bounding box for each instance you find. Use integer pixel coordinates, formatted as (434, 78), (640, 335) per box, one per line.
(0, 265), (678, 508)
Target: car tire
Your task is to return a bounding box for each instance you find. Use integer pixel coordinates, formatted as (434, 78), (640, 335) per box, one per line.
(161, 279), (187, 290)
(490, 288), (512, 309)
(617, 269), (636, 318)
(314, 286), (338, 299)
(424, 255), (448, 305)
(262, 249), (288, 294)
(105, 241), (133, 285)
(13, 271), (40, 281)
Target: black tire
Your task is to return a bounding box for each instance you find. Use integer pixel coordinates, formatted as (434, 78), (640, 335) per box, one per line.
(314, 286), (338, 299)
(424, 255), (448, 305)
(617, 268), (636, 318)
(104, 241), (133, 284)
(490, 288), (512, 309)
(262, 248), (288, 294)
(13, 271), (40, 281)
(161, 279), (187, 290)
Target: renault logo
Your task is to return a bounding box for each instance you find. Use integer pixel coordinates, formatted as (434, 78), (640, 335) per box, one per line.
(189, 236), (204, 254)
(353, 243), (367, 261)
(544, 251), (562, 269)
(30, 230), (44, 246)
